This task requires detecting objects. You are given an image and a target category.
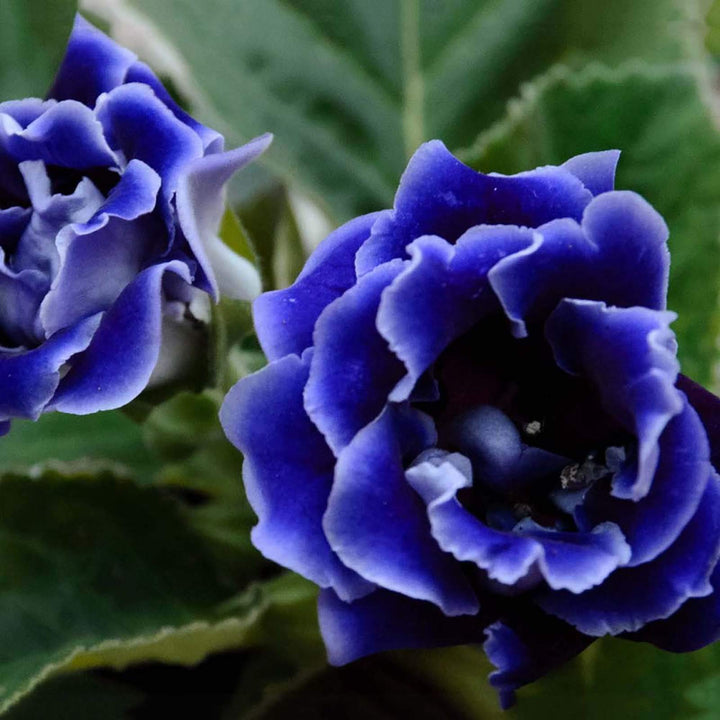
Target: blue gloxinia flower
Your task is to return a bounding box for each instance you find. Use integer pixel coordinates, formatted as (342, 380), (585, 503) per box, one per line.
(0, 15), (269, 427)
(220, 141), (720, 707)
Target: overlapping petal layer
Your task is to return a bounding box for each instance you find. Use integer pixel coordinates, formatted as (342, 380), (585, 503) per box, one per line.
(223, 140), (720, 708)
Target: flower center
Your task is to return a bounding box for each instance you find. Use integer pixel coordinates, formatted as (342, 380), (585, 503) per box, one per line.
(411, 319), (632, 532)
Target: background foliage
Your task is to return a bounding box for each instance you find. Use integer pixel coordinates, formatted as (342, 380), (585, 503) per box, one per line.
(2, 0), (720, 717)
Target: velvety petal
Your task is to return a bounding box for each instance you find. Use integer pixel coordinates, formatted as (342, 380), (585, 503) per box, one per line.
(0, 252), (47, 347)
(219, 351), (372, 601)
(0, 99), (52, 127)
(439, 405), (568, 497)
(577, 398), (711, 566)
(15, 161), (105, 283)
(96, 83), (203, 201)
(0, 206), (31, 253)
(0, 313), (100, 420)
(0, 102), (49, 203)
(407, 453), (630, 593)
(627, 529), (720, 652)
(546, 300), (682, 501)
(376, 227), (534, 401)
(18, 160), (105, 228)
(319, 587), (487, 666)
(324, 407), (478, 615)
(175, 135), (270, 301)
(355, 140), (592, 275)
(50, 261), (192, 413)
(4, 100), (118, 169)
(582, 191), (669, 309)
(561, 150), (620, 195)
(39, 160), (162, 336)
(49, 15), (136, 106)
(489, 192), (669, 337)
(304, 261), (407, 454)
(484, 616), (592, 710)
(253, 211), (382, 361)
(537, 470), (720, 636)
(125, 61), (224, 153)
(678, 374), (720, 473)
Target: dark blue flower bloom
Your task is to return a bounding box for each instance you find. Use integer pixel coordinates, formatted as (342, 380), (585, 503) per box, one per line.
(0, 16), (268, 424)
(220, 141), (720, 707)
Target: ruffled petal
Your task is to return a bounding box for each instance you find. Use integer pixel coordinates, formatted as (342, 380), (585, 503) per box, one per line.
(254, 212), (382, 361)
(561, 150), (620, 196)
(485, 616), (592, 709)
(0, 206), (30, 253)
(582, 191), (669, 310)
(324, 407), (478, 615)
(219, 351), (372, 601)
(678, 374), (720, 473)
(0, 256), (46, 347)
(175, 135), (270, 301)
(15, 160), (105, 284)
(48, 15), (136, 106)
(0, 313), (100, 420)
(125, 60), (224, 153)
(304, 261), (406, 454)
(96, 83), (203, 200)
(376, 227), (534, 401)
(577, 397), (711, 566)
(489, 192), (669, 337)
(319, 587), (486, 666)
(407, 453), (630, 593)
(49, 261), (192, 413)
(546, 300), (682, 501)
(39, 160), (162, 336)
(4, 100), (118, 169)
(355, 140), (592, 275)
(627, 525), (720, 652)
(537, 469), (720, 636)
(0, 99), (53, 127)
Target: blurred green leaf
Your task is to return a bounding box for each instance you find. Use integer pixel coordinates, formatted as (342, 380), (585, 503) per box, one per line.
(220, 206), (258, 264)
(4, 673), (143, 720)
(144, 391), (222, 461)
(235, 646), (500, 720)
(0, 468), (237, 713)
(461, 64), (720, 388)
(0, 411), (160, 479)
(123, 0), (704, 221)
(146, 390), (268, 586)
(512, 638), (720, 720)
(0, 0), (76, 100)
(707, 0), (720, 58)
(238, 184), (307, 291)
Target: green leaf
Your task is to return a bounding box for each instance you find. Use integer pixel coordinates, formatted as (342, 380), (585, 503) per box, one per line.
(513, 638), (720, 720)
(706, 0), (720, 58)
(237, 184), (308, 291)
(122, 0), (703, 220)
(236, 646), (502, 720)
(4, 674), (143, 720)
(0, 411), (160, 480)
(220, 206), (258, 264)
(461, 64), (720, 388)
(0, 467), (240, 713)
(145, 391), (269, 586)
(0, 0), (76, 100)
